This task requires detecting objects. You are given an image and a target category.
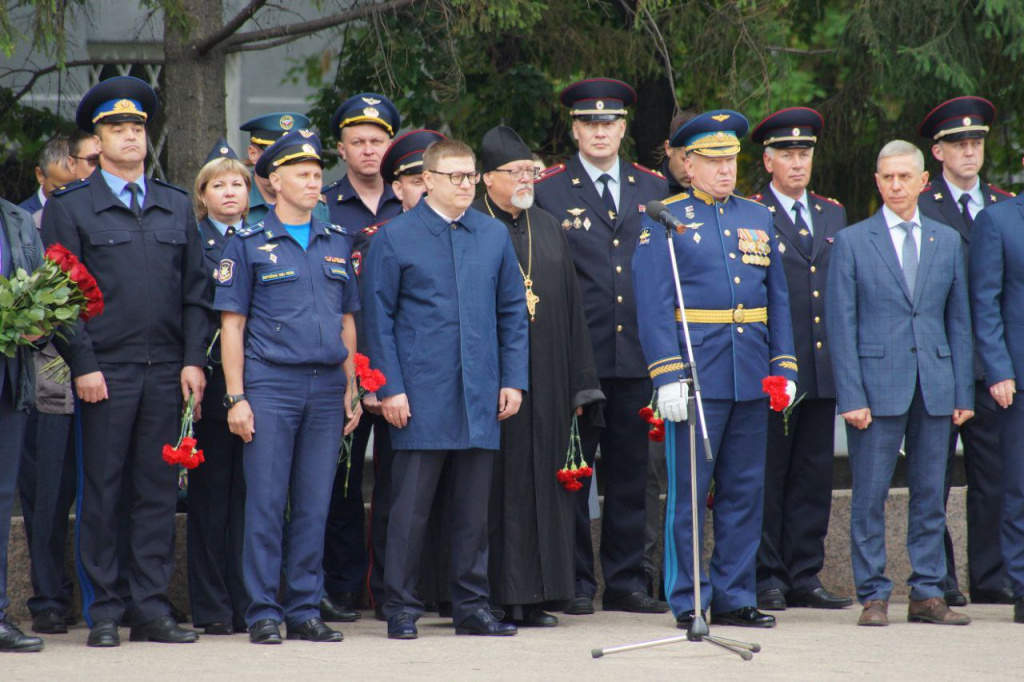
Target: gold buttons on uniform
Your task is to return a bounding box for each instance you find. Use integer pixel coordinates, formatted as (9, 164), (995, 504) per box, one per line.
(616, 265), (622, 273)
(613, 239), (620, 247)
(616, 324), (623, 333)
(812, 290), (820, 298)
(810, 265), (817, 273)
(816, 341), (823, 349)
(814, 316), (821, 324)
(730, 253), (736, 259)
(724, 229), (731, 236)
(737, 326), (744, 333)
(720, 208), (725, 215)
(734, 276), (741, 284)
(616, 296), (623, 303)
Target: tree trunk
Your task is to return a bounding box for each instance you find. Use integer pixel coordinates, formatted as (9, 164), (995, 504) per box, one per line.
(163, 0), (225, 186)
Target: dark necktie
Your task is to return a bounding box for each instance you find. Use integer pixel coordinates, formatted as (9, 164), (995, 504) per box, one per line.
(958, 193), (974, 230)
(793, 200), (813, 252)
(598, 173), (617, 221)
(899, 221), (918, 294)
(126, 182), (142, 219)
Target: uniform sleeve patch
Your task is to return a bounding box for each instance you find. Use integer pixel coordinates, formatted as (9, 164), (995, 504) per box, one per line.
(217, 259), (235, 285)
(638, 226), (652, 246)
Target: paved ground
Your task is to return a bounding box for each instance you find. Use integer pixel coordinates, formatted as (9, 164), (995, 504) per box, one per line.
(4, 602), (1022, 681)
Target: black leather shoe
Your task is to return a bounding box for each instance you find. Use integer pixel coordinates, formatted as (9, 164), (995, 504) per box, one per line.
(1014, 598), (1024, 624)
(711, 607), (777, 628)
(563, 596), (594, 615)
(249, 619), (282, 644)
(204, 622), (234, 636)
(456, 608), (518, 636)
(129, 615), (199, 643)
(32, 608), (68, 634)
(675, 610), (708, 630)
(320, 596), (361, 623)
(511, 608), (558, 627)
(602, 591), (670, 614)
(0, 616), (44, 652)
(757, 588), (787, 611)
(944, 589), (968, 607)
(287, 617), (343, 642)
(788, 587), (853, 609)
(87, 618), (121, 648)
(971, 587), (1015, 605)
(387, 613), (418, 640)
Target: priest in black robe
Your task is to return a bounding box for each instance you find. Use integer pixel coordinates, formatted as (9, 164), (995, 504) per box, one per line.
(474, 126), (604, 627)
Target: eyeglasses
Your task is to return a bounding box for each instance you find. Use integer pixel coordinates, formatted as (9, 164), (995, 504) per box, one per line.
(428, 170), (481, 185)
(71, 154), (100, 166)
(492, 167), (541, 181)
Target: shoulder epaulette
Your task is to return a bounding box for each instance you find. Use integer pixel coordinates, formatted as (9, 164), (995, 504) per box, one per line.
(362, 222), (385, 236)
(749, 193), (765, 203)
(810, 191), (843, 207)
(51, 179), (89, 197)
(152, 177), (188, 195)
(733, 193), (771, 210)
(326, 223), (348, 235)
(631, 162), (664, 179)
(922, 182), (933, 192)
(235, 222), (265, 238)
(322, 178), (343, 192)
(663, 192), (690, 205)
(990, 183), (1016, 198)
(535, 163), (566, 182)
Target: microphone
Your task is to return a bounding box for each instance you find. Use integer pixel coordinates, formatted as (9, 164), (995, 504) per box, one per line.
(646, 200), (686, 233)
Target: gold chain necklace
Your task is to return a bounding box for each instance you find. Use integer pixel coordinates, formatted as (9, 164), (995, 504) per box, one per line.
(485, 194), (538, 321)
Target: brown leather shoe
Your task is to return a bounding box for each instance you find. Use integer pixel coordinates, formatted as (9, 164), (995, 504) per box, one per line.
(857, 600), (888, 626)
(908, 597), (971, 625)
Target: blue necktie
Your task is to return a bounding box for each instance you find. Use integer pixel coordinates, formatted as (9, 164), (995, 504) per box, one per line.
(899, 221), (918, 294)
(126, 182), (142, 218)
(598, 173), (617, 221)
(793, 200), (813, 252)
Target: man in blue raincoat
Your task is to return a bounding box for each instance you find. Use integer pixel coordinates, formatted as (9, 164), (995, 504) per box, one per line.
(364, 138), (529, 640)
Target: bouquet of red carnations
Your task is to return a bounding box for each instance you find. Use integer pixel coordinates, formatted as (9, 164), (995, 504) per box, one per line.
(557, 415), (592, 492)
(0, 243), (104, 357)
(163, 393), (205, 470)
(338, 353), (387, 495)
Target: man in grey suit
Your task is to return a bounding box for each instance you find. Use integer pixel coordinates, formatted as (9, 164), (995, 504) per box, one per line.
(826, 140), (974, 627)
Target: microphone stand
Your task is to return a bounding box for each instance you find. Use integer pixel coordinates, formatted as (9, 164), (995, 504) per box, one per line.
(592, 215), (760, 662)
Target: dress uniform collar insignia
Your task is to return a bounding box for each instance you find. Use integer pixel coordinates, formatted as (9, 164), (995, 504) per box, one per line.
(627, 175), (636, 184)
(990, 193), (997, 202)
(337, 193), (344, 202)
(814, 203), (823, 212)
(934, 192), (943, 201)
(778, 241), (786, 253)
(692, 187), (715, 205)
(767, 205), (776, 213)
(571, 177), (581, 186)
(207, 238), (216, 246)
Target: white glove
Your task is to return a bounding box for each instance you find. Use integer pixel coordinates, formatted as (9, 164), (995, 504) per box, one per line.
(658, 381), (689, 422)
(785, 380), (797, 407)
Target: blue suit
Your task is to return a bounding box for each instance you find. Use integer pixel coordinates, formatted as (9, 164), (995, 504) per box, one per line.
(826, 210), (973, 603)
(969, 195), (1024, 599)
(633, 187), (797, 615)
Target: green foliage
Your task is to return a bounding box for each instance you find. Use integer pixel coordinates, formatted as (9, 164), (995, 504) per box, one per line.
(0, 262), (81, 358)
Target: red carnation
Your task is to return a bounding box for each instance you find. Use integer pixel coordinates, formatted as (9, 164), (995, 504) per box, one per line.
(761, 376), (789, 412)
(638, 406), (655, 422)
(566, 479), (583, 492)
(162, 444), (180, 466)
(354, 353), (371, 372)
(650, 418), (664, 428)
(648, 426), (665, 443)
(360, 368), (387, 393)
(576, 465), (593, 479)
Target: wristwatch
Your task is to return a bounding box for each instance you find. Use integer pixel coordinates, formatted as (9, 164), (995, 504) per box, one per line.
(223, 393), (247, 409)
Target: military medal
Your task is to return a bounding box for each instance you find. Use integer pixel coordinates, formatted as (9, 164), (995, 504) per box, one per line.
(486, 196), (539, 322)
(583, 217), (592, 230)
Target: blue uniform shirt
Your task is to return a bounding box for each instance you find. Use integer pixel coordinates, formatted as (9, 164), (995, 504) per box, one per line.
(100, 169), (147, 208)
(246, 174), (331, 227)
(322, 174), (402, 232)
(632, 187), (798, 401)
(214, 209), (359, 366)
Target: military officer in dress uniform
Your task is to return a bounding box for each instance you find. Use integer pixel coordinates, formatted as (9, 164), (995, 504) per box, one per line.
(41, 76), (210, 647)
(633, 111), (798, 629)
(748, 108), (852, 612)
(239, 112), (331, 226)
(319, 93), (403, 623)
(918, 96), (1015, 607)
(533, 78), (670, 616)
(357, 129), (446, 619)
(214, 129), (361, 645)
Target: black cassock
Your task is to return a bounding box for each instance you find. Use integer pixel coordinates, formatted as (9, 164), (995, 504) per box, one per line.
(474, 196), (604, 608)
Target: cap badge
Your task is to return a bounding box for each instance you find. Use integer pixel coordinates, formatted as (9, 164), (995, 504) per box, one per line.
(301, 143), (316, 154)
(298, 129), (315, 138)
(362, 97), (381, 106)
(114, 99), (137, 113)
(711, 114), (730, 122)
(280, 115), (294, 130)
(219, 147), (229, 154)
(596, 100), (605, 110)
(792, 128), (801, 136)
(363, 107), (380, 119)
(715, 132), (726, 141)
(963, 117), (972, 126)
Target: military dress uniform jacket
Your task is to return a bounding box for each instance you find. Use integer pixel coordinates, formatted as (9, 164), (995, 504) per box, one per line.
(40, 169), (212, 376)
(323, 174), (403, 234)
(919, 174), (1014, 244)
(214, 211), (359, 367)
(632, 188), (798, 400)
(363, 201), (530, 451)
(534, 155), (668, 378)
(750, 187), (846, 399)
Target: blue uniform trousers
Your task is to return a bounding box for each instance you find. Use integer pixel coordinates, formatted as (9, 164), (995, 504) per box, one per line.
(188, 415), (248, 628)
(383, 449), (493, 625)
(574, 378), (651, 601)
(18, 409), (77, 616)
(0, 383), (27, 620)
(998, 395), (1024, 598)
(664, 398), (766, 615)
(847, 383), (949, 603)
(242, 358), (345, 627)
(75, 361), (181, 627)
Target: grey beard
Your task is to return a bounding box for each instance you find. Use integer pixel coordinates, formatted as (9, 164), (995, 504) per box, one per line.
(511, 189), (534, 210)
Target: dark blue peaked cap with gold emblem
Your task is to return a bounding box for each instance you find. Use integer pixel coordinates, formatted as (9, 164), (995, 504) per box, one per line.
(919, 96), (995, 142)
(239, 112), (311, 147)
(254, 129), (324, 179)
(76, 76), (158, 133)
(331, 93), (401, 138)
(560, 78), (637, 121)
(669, 110), (749, 156)
(750, 107), (823, 148)
(380, 129), (446, 185)
(203, 137), (240, 165)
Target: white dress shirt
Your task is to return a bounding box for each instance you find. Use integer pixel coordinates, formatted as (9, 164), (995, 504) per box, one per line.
(578, 154), (620, 211)
(882, 204), (922, 266)
(945, 175), (984, 220)
(769, 185), (814, 236)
